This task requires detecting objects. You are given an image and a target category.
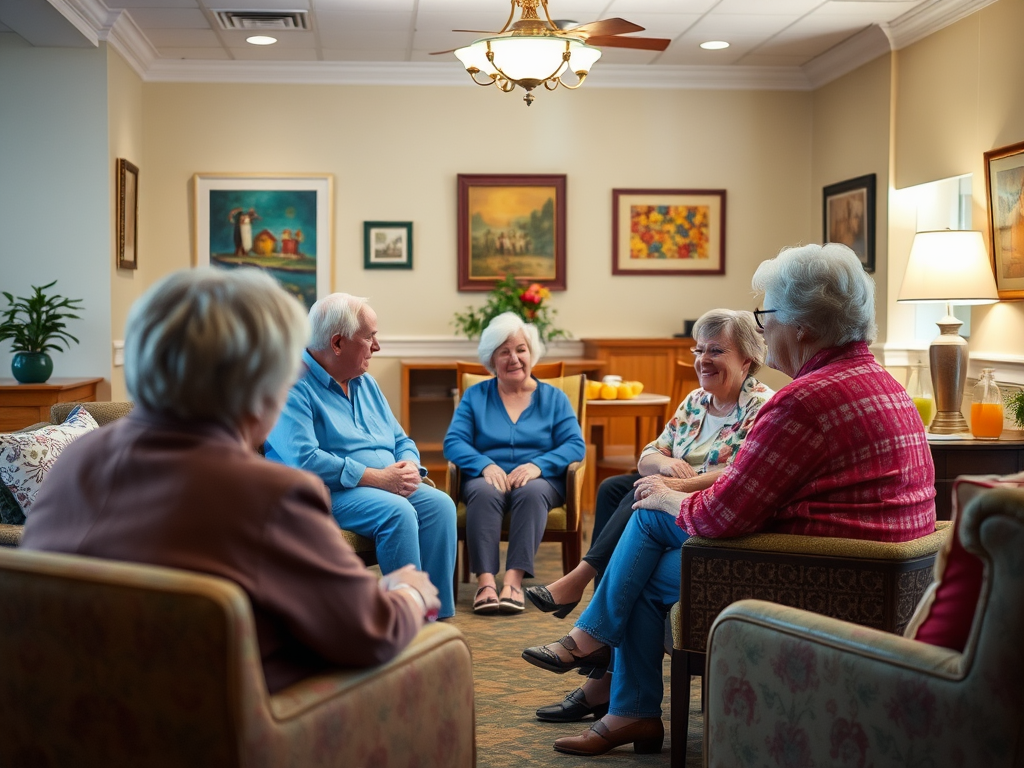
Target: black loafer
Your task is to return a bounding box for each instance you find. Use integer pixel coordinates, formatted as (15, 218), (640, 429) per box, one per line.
(522, 635), (611, 675)
(525, 585), (579, 619)
(536, 687), (610, 722)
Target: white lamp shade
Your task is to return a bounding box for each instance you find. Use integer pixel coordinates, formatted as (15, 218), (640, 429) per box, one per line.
(487, 37), (570, 81)
(897, 230), (1000, 305)
(565, 41), (601, 74)
(454, 43), (498, 76)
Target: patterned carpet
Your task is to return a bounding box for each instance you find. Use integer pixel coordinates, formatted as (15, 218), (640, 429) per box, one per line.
(444, 537), (705, 768)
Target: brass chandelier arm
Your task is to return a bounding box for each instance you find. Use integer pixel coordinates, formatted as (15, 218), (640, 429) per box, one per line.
(557, 71), (588, 89)
(539, 0), (560, 32)
(497, 0), (517, 34)
(466, 68), (498, 86)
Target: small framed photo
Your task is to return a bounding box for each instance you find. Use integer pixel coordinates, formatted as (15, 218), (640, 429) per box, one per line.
(457, 174), (567, 291)
(823, 174), (876, 273)
(612, 189), (726, 276)
(364, 221), (413, 269)
(984, 140), (1024, 300)
(192, 173), (333, 311)
(116, 158), (139, 270)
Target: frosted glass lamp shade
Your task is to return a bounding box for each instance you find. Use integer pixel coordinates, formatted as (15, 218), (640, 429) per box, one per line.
(897, 230), (999, 304)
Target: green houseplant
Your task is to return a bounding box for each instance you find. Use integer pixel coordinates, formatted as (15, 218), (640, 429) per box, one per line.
(1007, 390), (1024, 431)
(0, 281), (84, 383)
(452, 273), (568, 343)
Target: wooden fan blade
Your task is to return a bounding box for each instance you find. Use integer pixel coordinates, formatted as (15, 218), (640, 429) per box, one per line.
(429, 48), (461, 55)
(587, 35), (670, 52)
(565, 18), (644, 38)
(451, 29), (498, 34)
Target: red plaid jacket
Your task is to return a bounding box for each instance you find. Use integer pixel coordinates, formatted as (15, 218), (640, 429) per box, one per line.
(677, 342), (936, 542)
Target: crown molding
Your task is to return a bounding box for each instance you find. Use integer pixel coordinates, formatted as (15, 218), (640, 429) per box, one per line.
(802, 25), (892, 90)
(884, 0), (999, 50)
(104, 10), (157, 74)
(46, 0), (99, 46)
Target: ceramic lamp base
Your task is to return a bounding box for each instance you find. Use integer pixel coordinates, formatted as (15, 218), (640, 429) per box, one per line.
(11, 352), (53, 384)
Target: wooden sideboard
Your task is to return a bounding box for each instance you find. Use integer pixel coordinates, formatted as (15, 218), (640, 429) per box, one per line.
(0, 377), (104, 432)
(929, 435), (1024, 520)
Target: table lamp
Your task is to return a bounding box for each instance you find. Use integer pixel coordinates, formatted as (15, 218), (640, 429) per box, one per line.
(897, 230), (999, 434)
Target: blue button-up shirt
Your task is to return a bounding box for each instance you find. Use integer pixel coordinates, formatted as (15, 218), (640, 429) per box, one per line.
(265, 350), (422, 491)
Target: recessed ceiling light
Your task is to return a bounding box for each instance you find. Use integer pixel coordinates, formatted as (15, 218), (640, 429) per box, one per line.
(700, 40), (730, 50)
(246, 35), (277, 45)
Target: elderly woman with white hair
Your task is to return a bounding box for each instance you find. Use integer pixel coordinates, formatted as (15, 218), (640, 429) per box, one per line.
(24, 268), (439, 693)
(444, 311), (586, 615)
(522, 244), (936, 757)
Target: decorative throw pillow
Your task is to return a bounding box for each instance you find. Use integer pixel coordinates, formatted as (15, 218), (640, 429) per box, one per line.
(906, 471), (1024, 652)
(0, 405), (100, 522)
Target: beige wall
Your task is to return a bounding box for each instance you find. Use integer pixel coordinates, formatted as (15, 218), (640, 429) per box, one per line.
(107, 47), (146, 400)
(892, 0), (1024, 366)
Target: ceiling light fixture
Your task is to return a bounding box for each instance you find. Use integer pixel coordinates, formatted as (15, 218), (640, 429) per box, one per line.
(438, 0), (669, 106)
(700, 40), (729, 50)
(246, 35), (277, 45)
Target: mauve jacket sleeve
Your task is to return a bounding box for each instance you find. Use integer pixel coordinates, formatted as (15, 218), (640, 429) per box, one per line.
(253, 477), (422, 668)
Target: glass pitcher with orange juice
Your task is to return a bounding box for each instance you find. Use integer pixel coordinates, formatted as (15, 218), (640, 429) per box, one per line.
(970, 368), (1003, 439)
(906, 364), (935, 429)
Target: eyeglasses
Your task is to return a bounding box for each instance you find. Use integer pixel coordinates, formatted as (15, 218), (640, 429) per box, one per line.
(753, 308), (778, 329)
(690, 344), (730, 360)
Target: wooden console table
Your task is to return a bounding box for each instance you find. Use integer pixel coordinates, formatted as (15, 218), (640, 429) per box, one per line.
(929, 435), (1024, 520)
(0, 377), (104, 432)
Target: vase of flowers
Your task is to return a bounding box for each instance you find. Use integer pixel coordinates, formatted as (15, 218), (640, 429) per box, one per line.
(452, 274), (568, 342)
(0, 281), (84, 384)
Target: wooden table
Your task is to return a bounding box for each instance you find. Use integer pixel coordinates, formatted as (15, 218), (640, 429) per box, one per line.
(583, 393), (672, 511)
(0, 377), (104, 432)
(928, 434), (1024, 520)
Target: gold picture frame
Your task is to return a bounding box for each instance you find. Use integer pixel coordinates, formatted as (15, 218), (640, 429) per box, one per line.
(984, 140), (1024, 300)
(116, 159), (139, 270)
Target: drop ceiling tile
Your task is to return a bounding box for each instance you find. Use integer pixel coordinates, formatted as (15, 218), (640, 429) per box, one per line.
(199, 0), (310, 10)
(219, 29), (317, 47)
(412, 30), (479, 51)
(318, 29), (410, 49)
(814, 0), (919, 21)
(601, 12), (700, 37)
(321, 47), (410, 60)
(684, 13), (795, 38)
(312, 10), (413, 32)
(227, 45), (318, 59)
(315, 0), (413, 10)
(413, 11), (514, 32)
(712, 0), (822, 14)
(605, 0), (718, 13)
(107, 0), (198, 9)
(657, 40), (754, 65)
(144, 27), (221, 45)
(156, 46), (231, 58)
(592, 47), (660, 64)
(127, 8), (209, 28)
(758, 22), (861, 56)
(737, 52), (811, 66)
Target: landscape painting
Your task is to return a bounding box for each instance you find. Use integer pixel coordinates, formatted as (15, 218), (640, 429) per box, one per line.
(457, 174), (566, 291)
(193, 174), (333, 309)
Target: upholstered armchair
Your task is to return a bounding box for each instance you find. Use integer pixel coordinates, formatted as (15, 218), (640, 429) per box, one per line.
(703, 487), (1024, 768)
(668, 523), (950, 768)
(0, 547), (476, 767)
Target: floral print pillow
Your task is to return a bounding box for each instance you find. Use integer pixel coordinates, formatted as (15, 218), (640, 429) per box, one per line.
(0, 405), (99, 522)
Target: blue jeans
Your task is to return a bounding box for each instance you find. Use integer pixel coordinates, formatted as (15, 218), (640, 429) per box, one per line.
(331, 484), (457, 618)
(575, 507), (688, 718)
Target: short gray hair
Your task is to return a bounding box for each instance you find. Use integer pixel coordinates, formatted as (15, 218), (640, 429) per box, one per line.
(125, 267), (309, 427)
(477, 312), (545, 374)
(692, 308), (765, 377)
(308, 293), (370, 352)
(751, 243), (877, 346)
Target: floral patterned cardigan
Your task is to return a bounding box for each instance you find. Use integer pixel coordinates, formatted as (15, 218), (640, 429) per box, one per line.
(639, 376), (774, 473)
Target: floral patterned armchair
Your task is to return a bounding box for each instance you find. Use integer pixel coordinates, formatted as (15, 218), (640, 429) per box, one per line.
(0, 546), (476, 768)
(704, 487), (1024, 768)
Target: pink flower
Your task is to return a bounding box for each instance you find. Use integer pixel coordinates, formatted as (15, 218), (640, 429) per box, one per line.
(770, 641), (819, 693)
(885, 679), (935, 738)
(722, 676), (757, 725)
(766, 721), (813, 767)
(829, 717), (869, 768)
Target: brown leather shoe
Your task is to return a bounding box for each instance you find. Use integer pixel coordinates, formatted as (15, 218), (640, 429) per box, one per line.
(552, 718), (664, 756)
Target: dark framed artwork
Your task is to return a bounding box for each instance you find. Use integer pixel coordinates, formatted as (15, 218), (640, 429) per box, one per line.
(364, 221), (413, 269)
(612, 188), (726, 276)
(457, 174), (566, 291)
(984, 140), (1024, 300)
(192, 173), (333, 310)
(823, 174), (876, 273)
(116, 158), (139, 270)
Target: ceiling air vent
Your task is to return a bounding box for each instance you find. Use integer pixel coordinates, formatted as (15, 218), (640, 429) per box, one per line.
(213, 10), (309, 31)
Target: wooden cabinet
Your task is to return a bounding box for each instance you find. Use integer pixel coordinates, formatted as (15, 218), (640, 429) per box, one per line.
(0, 377), (104, 432)
(929, 437), (1024, 520)
(580, 338), (696, 452)
(399, 358), (605, 480)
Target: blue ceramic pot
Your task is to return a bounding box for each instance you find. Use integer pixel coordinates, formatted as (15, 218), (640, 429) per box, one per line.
(11, 352), (53, 384)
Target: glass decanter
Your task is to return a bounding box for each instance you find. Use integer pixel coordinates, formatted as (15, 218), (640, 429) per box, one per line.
(906, 363), (935, 428)
(970, 368), (1003, 439)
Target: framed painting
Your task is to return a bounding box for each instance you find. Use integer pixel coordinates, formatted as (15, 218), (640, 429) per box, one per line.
(192, 173), (333, 310)
(984, 140), (1024, 300)
(823, 174), (875, 273)
(116, 158), (139, 270)
(364, 221), (413, 270)
(612, 189), (726, 276)
(457, 174), (566, 291)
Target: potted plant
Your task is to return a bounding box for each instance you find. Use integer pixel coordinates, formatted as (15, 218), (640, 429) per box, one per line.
(1008, 390), (1024, 432)
(452, 273), (568, 343)
(0, 281), (84, 383)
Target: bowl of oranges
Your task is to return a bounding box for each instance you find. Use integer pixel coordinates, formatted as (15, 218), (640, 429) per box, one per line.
(586, 375), (644, 400)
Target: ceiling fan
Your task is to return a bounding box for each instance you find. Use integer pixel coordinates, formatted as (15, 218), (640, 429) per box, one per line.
(431, 0), (671, 105)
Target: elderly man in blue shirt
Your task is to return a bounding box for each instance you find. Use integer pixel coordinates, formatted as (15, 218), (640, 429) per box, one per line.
(266, 293), (457, 618)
